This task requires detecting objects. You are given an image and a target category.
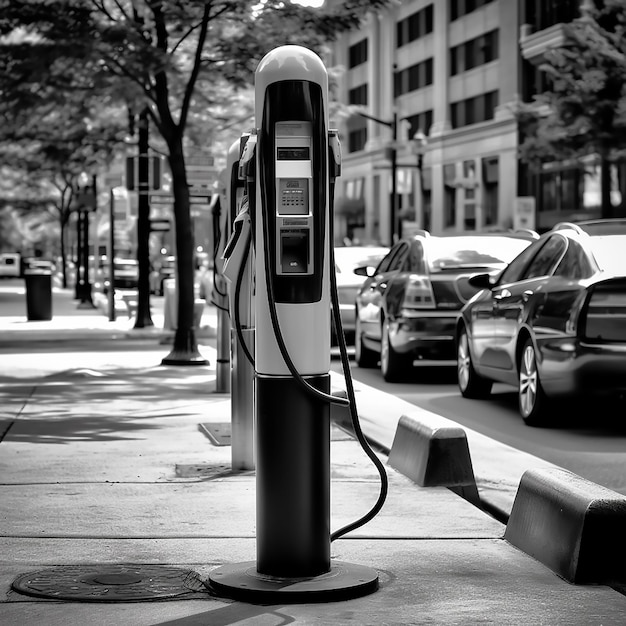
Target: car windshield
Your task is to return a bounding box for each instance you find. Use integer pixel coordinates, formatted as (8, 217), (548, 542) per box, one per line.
(589, 236), (626, 273)
(427, 237), (532, 272)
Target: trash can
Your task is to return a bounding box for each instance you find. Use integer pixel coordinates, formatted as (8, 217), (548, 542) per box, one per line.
(162, 278), (204, 330)
(163, 278), (177, 330)
(24, 269), (53, 321)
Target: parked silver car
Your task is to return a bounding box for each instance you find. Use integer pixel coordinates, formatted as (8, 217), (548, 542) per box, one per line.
(333, 245), (389, 342)
(457, 219), (626, 425)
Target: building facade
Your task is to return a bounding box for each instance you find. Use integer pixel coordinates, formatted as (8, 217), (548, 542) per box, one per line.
(329, 0), (603, 244)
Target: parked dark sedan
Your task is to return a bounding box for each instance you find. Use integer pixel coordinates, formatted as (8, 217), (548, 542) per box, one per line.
(354, 230), (537, 381)
(457, 219), (626, 425)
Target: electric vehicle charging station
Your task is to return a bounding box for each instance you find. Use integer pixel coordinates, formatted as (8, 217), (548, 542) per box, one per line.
(222, 135), (255, 471)
(209, 45), (380, 603)
(212, 178), (231, 394)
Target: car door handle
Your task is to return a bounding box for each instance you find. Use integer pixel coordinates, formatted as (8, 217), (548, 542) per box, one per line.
(493, 289), (511, 301)
(522, 289), (533, 303)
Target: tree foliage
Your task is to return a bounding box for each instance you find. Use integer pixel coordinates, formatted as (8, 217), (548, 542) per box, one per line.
(0, 0), (391, 358)
(516, 0), (626, 216)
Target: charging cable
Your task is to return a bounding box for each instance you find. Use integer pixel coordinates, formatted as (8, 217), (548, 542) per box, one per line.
(327, 182), (388, 541)
(256, 145), (388, 541)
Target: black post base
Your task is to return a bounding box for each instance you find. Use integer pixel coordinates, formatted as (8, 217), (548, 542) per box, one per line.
(207, 560), (378, 604)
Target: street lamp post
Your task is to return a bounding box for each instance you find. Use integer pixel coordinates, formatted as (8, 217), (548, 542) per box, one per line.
(389, 111), (398, 245)
(355, 110), (398, 246)
(76, 176), (97, 309)
(410, 130), (428, 231)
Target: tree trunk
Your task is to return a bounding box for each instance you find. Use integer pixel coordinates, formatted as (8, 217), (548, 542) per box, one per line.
(134, 108), (154, 328)
(161, 133), (208, 366)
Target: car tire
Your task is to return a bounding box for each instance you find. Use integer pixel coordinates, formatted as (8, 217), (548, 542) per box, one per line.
(355, 312), (377, 368)
(457, 327), (492, 399)
(518, 338), (549, 426)
(380, 318), (410, 382)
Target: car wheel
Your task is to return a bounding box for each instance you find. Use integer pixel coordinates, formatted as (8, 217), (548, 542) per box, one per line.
(518, 338), (548, 426)
(354, 311), (378, 368)
(380, 318), (410, 382)
(457, 327), (492, 399)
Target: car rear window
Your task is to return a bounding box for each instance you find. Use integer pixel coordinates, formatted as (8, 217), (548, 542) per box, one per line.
(426, 237), (531, 271)
(589, 236), (626, 273)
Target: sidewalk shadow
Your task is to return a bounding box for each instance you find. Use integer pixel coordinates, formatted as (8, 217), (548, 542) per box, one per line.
(0, 365), (225, 445)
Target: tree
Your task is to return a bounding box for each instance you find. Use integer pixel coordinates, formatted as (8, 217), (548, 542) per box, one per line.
(0, 0), (391, 364)
(0, 14), (130, 285)
(516, 0), (626, 218)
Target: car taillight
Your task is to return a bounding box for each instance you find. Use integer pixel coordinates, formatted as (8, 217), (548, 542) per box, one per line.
(401, 276), (436, 312)
(581, 282), (626, 342)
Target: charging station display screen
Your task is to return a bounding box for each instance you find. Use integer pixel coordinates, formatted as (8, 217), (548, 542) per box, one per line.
(277, 178), (308, 215)
(277, 147), (310, 160)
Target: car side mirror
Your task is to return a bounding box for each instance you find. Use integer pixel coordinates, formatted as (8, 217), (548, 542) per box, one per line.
(354, 265), (376, 277)
(468, 272), (493, 289)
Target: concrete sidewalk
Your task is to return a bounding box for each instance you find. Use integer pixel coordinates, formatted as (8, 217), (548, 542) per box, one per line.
(1, 288), (626, 624)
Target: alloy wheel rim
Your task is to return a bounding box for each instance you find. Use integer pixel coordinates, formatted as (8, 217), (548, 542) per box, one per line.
(519, 345), (538, 417)
(458, 334), (470, 391)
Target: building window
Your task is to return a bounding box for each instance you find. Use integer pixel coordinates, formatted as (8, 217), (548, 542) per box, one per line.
(482, 157), (499, 226)
(348, 128), (367, 153)
(394, 58), (434, 97)
(521, 59), (553, 101)
(450, 0), (495, 22)
(450, 30), (499, 76)
(405, 110), (434, 139)
(523, 0), (580, 32)
(397, 4), (434, 47)
(539, 167), (583, 214)
(348, 84), (368, 106)
(450, 91), (499, 128)
(348, 39), (368, 68)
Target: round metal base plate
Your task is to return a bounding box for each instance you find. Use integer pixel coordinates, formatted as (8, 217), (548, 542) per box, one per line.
(12, 565), (203, 602)
(208, 560), (378, 604)
(161, 354), (210, 366)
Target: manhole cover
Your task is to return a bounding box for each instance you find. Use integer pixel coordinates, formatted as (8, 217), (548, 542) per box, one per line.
(12, 564), (204, 602)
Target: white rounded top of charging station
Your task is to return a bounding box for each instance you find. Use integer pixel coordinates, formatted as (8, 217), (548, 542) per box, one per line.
(255, 45), (327, 88)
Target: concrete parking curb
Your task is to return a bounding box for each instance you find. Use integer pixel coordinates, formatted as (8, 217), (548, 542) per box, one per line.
(388, 413), (480, 507)
(504, 468), (626, 584)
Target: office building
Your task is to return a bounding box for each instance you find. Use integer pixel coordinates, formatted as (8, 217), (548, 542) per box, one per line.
(329, 0), (612, 244)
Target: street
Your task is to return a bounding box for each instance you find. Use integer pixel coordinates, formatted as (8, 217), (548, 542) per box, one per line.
(3, 278), (626, 499)
(333, 359), (626, 498)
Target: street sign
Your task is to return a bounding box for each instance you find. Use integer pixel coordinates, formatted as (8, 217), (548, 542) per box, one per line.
(150, 219), (171, 232)
(190, 196), (211, 204)
(150, 194), (174, 204)
(186, 155), (215, 167)
(186, 153), (218, 193)
(103, 173), (124, 188)
(149, 194), (211, 205)
(126, 155), (162, 191)
(513, 196), (536, 231)
(76, 191), (97, 212)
